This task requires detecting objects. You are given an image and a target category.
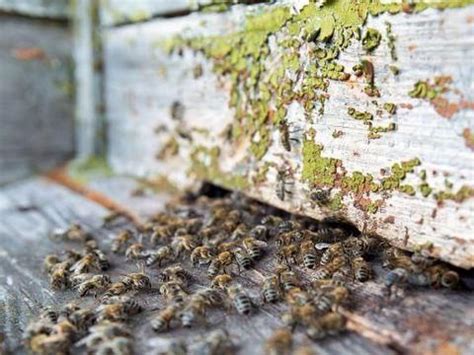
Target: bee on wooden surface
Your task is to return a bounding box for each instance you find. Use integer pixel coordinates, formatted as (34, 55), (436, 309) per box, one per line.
(192, 288), (223, 308)
(306, 312), (346, 340)
(312, 256), (347, 281)
(43, 255), (60, 273)
(38, 306), (59, 324)
(151, 305), (180, 332)
(70, 253), (99, 275)
(179, 299), (207, 328)
(242, 237), (266, 261)
(277, 245), (299, 266)
(331, 265), (352, 287)
(125, 243), (147, 261)
(208, 251), (234, 277)
(276, 168), (294, 201)
(49, 261), (71, 290)
(28, 332), (73, 355)
(190, 245), (215, 266)
(352, 257), (372, 282)
(314, 225), (347, 243)
(320, 243), (344, 265)
(172, 234), (198, 256)
(76, 322), (131, 349)
(199, 226), (220, 241)
(150, 225), (176, 245)
(278, 269), (300, 292)
(314, 286), (349, 313)
(279, 120), (300, 152)
(211, 274), (233, 289)
(146, 245), (174, 267)
(249, 225), (269, 241)
(300, 240), (317, 269)
(276, 231), (300, 247)
(383, 247), (412, 269)
(111, 229), (134, 254)
(234, 248), (253, 271)
(261, 215), (283, 227)
(94, 336), (133, 355)
(262, 276), (280, 303)
(264, 328), (293, 355)
(76, 274), (111, 297)
(286, 288), (311, 307)
(227, 285), (252, 315)
(90, 248), (110, 271)
(160, 281), (188, 305)
(159, 265), (192, 285)
(51, 223), (92, 243)
(67, 308), (96, 333)
(103, 281), (129, 299)
(410, 252), (435, 273)
(122, 267), (152, 290)
(97, 298), (141, 322)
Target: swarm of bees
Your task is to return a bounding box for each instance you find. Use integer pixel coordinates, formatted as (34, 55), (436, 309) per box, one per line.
(24, 190), (461, 354)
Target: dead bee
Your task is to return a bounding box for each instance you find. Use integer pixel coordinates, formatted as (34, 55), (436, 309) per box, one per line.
(306, 312), (346, 340)
(264, 328), (293, 355)
(262, 276), (281, 303)
(97, 298), (141, 322)
(151, 305), (179, 332)
(234, 248), (253, 271)
(300, 240), (317, 269)
(51, 223), (92, 243)
(172, 234), (198, 256)
(242, 237), (266, 261)
(159, 265), (192, 285)
(211, 274), (233, 289)
(190, 246), (215, 266)
(43, 255), (60, 273)
(122, 267), (152, 290)
(111, 229), (134, 254)
(276, 245), (299, 266)
(276, 168), (294, 201)
(76, 274), (111, 297)
(352, 257), (372, 282)
(125, 243), (147, 261)
(49, 261), (71, 290)
(279, 120), (300, 152)
(146, 245), (174, 267)
(227, 285), (252, 315)
(70, 253), (99, 275)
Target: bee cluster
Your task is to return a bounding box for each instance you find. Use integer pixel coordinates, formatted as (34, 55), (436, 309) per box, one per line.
(25, 190), (461, 354)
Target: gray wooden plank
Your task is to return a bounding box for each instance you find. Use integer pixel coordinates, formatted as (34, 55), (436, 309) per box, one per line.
(0, 15), (74, 185)
(0, 0), (69, 19)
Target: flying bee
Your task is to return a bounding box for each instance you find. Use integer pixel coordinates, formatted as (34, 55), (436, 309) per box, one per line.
(111, 229), (134, 254)
(146, 245), (174, 267)
(277, 245), (299, 266)
(227, 285), (252, 315)
(191, 246), (215, 266)
(151, 305), (179, 333)
(159, 265), (192, 285)
(306, 312), (346, 340)
(76, 274), (111, 297)
(172, 234), (198, 256)
(276, 168), (294, 201)
(234, 248), (253, 271)
(264, 328), (293, 355)
(51, 223), (91, 243)
(125, 243), (147, 261)
(279, 120), (300, 152)
(320, 243), (343, 265)
(211, 274), (233, 289)
(242, 237), (266, 261)
(43, 255), (60, 273)
(352, 257), (372, 282)
(262, 276), (280, 303)
(300, 240), (317, 269)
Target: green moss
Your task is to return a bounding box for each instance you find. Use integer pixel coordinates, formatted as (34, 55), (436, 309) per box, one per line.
(400, 185), (416, 196)
(419, 183), (432, 197)
(68, 156), (113, 183)
(434, 186), (474, 203)
(385, 22), (397, 61)
(368, 122), (397, 139)
(366, 201), (379, 214)
(362, 28), (382, 52)
(156, 136), (179, 160)
(328, 193), (344, 211)
(383, 102), (397, 115)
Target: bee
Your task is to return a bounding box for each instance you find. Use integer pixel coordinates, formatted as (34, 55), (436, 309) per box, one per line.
(191, 246), (215, 266)
(278, 269), (300, 292)
(211, 274), (233, 289)
(383, 247), (411, 269)
(146, 245), (174, 267)
(276, 245), (298, 266)
(276, 168), (294, 201)
(195, 329), (233, 355)
(227, 285), (252, 315)
(76, 274), (111, 297)
(384, 267), (408, 289)
(43, 255), (61, 273)
(264, 328), (293, 355)
(151, 305), (179, 332)
(125, 243), (146, 261)
(51, 223), (91, 243)
(67, 308), (96, 333)
(70, 253), (99, 274)
(172, 234), (198, 256)
(320, 243), (343, 265)
(192, 288), (223, 308)
(76, 322), (131, 348)
(179, 299), (207, 328)
(97, 298), (141, 322)
(39, 306), (59, 323)
(351, 257), (372, 282)
(91, 248), (110, 271)
(249, 225), (269, 240)
(208, 251), (234, 277)
(312, 256), (346, 281)
(242, 237), (266, 261)
(308, 188), (331, 207)
(160, 281), (188, 305)
(103, 281), (129, 298)
(300, 240), (317, 269)
(286, 288), (311, 307)
(111, 229), (134, 254)
(159, 265), (192, 285)
(410, 252), (435, 273)
(150, 225), (175, 245)
(276, 231), (301, 247)
(279, 120), (300, 152)
(314, 286), (349, 313)
(262, 276), (280, 303)
(306, 312), (346, 340)
(122, 268), (152, 290)
(102, 210), (126, 227)
(94, 336), (133, 355)
(234, 248), (253, 271)
(49, 261), (71, 290)
(426, 265), (459, 289)
(199, 226), (220, 241)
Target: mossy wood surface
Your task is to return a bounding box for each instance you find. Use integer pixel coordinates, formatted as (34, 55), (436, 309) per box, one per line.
(103, 2), (474, 268)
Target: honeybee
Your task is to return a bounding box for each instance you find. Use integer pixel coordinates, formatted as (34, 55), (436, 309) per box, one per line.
(38, 306), (59, 324)
(211, 274), (233, 289)
(276, 245), (298, 266)
(300, 240), (317, 269)
(179, 299), (207, 328)
(103, 281), (129, 298)
(151, 305), (179, 332)
(234, 248), (252, 271)
(194, 329), (233, 355)
(264, 328), (293, 355)
(249, 225), (269, 240)
(160, 281), (188, 304)
(102, 210), (126, 227)
(262, 276), (280, 303)
(191, 246), (215, 266)
(91, 248), (110, 271)
(49, 261), (71, 290)
(208, 251), (234, 277)
(146, 245), (174, 267)
(70, 253), (99, 275)
(111, 229), (134, 254)
(314, 286), (349, 313)
(312, 256), (347, 281)
(384, 268), (408, 290)
(383, 247), (411, 269)
(159, 265), (192, 285)
(410, 252), (435, 273)
(192, 288), (223, 308)
(278, 269), (300, 292)
(308, 188), (331, 207)
(43, 255), (61, 273)
(172, 234), (198, 256)
(227, 285), (252, 315)
(286, 288), (311, 307)
(320, 243), (343, 265)
(426, 265), (459, 289)
(67, 308), (96, 333)
(150, 225), (175, 245)
(276, 168), (294, 201)
(97, 298), (142, 322)
(28, 332), (72, 355)
(94, 336), (133, 355)
(125, 243), (147, 261)
(76, 274), (111, 297)
(351, 257), (372, 282)
(122, 269), (151, 290)
(76, 322), (131, 349)
(51, 223), (91, 243)
(242, 237), (266, 261)
(306, 312), (346, 340)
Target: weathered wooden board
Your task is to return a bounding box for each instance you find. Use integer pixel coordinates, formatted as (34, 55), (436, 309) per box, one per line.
(0, 0), (69, 19)
(103, 2), (474, 268)
(0, 15), (74, 185)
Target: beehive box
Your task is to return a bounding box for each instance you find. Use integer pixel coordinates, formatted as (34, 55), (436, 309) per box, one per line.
(101, 0), (474, 268)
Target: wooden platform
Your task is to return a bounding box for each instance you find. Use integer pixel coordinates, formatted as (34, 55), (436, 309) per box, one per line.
(0, 175), (472, 354)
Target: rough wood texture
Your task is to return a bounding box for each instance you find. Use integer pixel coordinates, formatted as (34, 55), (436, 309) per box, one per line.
(103, 3), (474, 268)
(1, 176), (473, 354)
(0, 0), (69, 19)
(0, 15), (74, 185)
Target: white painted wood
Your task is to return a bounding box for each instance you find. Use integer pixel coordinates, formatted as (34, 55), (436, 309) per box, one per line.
(103, 4), (474, 268)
